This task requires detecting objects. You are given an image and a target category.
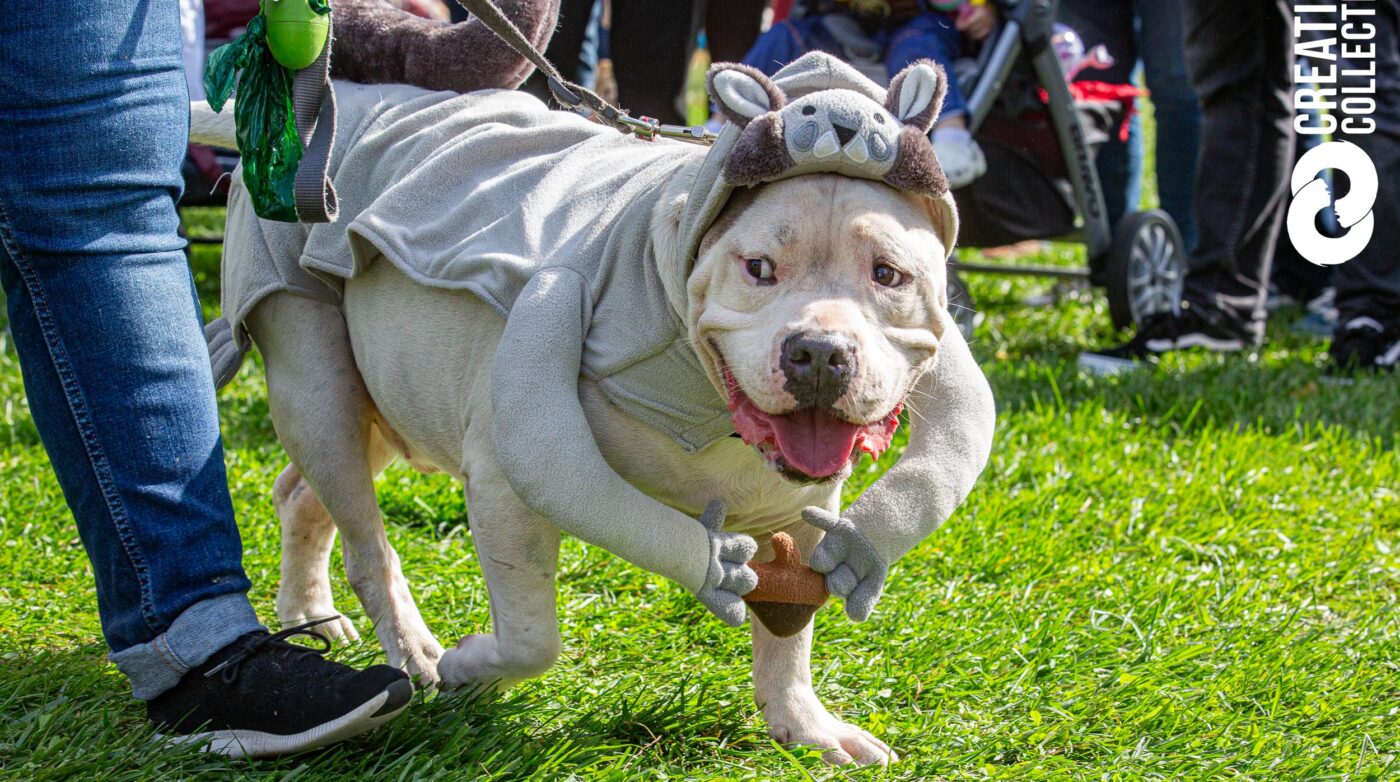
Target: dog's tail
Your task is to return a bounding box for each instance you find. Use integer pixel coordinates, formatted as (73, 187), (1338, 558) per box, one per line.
(331, 0), (560, 93)
(190, 100), (238, 150)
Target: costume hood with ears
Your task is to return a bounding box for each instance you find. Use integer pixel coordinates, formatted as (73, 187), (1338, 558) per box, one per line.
(677, 52), (960, 270)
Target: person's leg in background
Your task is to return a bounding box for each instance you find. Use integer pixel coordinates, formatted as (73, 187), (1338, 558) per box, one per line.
(742, 16), (823, 76)
(887, 13), (985, 188)
(1269, 100), (1335, 333)
(610, 0), (698, 124)
(0, 0), (407, 754)
(521, 0), (598, 101)
(1080, 0), (1293, 372)
(704, 0), (767, 65)
(1135, 0), (1200, 252)
(1330, 0), (1400, 371)
(1178, 0), (1293, 338)
(1058, 0), (1140, 230)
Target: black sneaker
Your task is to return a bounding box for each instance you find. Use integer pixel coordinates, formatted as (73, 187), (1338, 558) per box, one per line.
(1328, 317), (1399, 375)
(148, 618), (413, 758)
(1079, 304), (1253, 375)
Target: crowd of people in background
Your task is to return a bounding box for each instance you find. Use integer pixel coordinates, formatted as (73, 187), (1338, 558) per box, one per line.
(446, 0), (1400, 376)
(179, 0), (1399, 380)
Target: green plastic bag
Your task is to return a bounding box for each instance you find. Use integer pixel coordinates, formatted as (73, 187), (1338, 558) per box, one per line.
(204, 2), (331, 223)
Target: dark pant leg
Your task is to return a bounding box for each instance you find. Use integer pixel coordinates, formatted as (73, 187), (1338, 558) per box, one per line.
(1182, 0), (1294, 335)
(611, 0), (699, 124)
(1334, 0), (1400, 324)
(1271, 128), (1335, 303)
(704, 0), (767, 65)
(521, 0), (598, 101)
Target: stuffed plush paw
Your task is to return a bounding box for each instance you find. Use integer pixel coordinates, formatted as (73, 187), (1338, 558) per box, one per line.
(803, 507), (888, 622)
(931, 126), (987, 189)
(695, 501), (759, 626)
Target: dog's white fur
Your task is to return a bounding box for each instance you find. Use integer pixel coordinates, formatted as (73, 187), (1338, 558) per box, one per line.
(210, 103), (983, 764)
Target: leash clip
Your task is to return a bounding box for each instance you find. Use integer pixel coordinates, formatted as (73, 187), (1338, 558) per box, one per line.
(619, 114), (661, 141)
(618, 115), (717, 145)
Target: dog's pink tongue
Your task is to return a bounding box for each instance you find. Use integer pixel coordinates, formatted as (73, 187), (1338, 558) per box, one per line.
(768, 408), (863, 478)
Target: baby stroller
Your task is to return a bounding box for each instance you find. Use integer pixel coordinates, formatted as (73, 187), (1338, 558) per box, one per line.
(782, 0), (1187, 333)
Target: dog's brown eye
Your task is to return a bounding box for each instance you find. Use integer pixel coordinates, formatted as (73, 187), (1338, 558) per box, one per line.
(745, 258), (776, 284)
(873, 263), (904, 287)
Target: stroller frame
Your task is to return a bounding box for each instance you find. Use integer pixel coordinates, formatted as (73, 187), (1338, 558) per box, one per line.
(947, 0), (1186, 332)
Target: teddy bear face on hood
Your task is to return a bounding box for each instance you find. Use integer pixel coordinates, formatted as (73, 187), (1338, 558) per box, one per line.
(706, 57), (951, 200)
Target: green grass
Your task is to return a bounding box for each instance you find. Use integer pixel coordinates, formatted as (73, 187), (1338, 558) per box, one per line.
(3, 213), (1400, 778)
(3, 216), (1397, 781)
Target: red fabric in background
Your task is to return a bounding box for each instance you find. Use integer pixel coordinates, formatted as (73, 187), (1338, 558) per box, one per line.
(772, 0), (794, 22)
(205, 0), (261, 41)
(1036, 81), (1142, 143)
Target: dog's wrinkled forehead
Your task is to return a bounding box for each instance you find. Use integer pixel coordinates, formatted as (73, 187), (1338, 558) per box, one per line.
(706, 53), (949, 199)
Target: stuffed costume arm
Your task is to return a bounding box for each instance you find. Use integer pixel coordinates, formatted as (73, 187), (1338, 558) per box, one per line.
(491, 270), (759, 625)
(809, 320), (995, 621)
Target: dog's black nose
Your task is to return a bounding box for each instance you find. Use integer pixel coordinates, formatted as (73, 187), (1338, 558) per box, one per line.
(832, 122), (858, 146)
(781, 331), (856, 409)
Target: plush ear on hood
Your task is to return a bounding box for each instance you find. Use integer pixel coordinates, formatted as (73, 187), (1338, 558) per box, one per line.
(885, 60), (946, 133)
(707, 63), (786, 127)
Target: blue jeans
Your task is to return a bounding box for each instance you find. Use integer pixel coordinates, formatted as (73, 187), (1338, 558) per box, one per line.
(743, 13), (969, 119)
(0, 0), (263, 700)
(1059, 0), (1202, 251)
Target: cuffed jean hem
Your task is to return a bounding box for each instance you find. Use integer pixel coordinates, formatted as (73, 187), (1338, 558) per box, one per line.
(109, 593), (265, 700)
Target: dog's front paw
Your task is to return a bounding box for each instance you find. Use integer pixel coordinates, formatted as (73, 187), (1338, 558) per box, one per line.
(695, 501), (759, 626)
(762, 688), (896, 766)
(380, 631), (444, 690)
(280, 612), (360, 644)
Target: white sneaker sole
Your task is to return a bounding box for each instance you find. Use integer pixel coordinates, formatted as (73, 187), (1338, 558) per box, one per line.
(1148, 333), (1245, 352)
(156, 678), (413, 759)
(1077, 352), (1146, 376)
(1078, 332), (1245, 376)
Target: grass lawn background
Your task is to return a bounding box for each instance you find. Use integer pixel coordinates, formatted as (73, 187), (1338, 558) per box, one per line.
(1, 89), (1398, 779)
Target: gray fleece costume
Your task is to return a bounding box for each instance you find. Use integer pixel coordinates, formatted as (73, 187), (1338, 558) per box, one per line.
(219, 52), (993, 624)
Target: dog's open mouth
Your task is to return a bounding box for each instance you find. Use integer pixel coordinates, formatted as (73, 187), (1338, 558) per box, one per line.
(722, 366), (901, 481)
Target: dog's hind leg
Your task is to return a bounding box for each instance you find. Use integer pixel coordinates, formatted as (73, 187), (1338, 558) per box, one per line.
(751, 518), (896, 766)
(437, 437), (562, 692)
(273, 462), (360, 643)
(248, 292), (445, 686)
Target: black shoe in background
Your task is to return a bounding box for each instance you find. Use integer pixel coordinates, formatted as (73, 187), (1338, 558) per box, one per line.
(1328, 317), (1399, 375)
(148, 619), (413, 758)
(1079, 303), (1253, 375)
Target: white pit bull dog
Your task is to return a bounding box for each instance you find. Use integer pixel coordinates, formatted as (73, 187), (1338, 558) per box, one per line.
(196, 52), (995, 765)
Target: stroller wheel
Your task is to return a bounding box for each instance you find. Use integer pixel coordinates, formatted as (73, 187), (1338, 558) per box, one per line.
(946, 267), (981, 341)
(1105, 210), (1185, 330)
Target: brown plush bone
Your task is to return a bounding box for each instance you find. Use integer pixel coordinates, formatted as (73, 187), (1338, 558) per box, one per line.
(744, 532), (829, 637)
(330, 0), (560, 92)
